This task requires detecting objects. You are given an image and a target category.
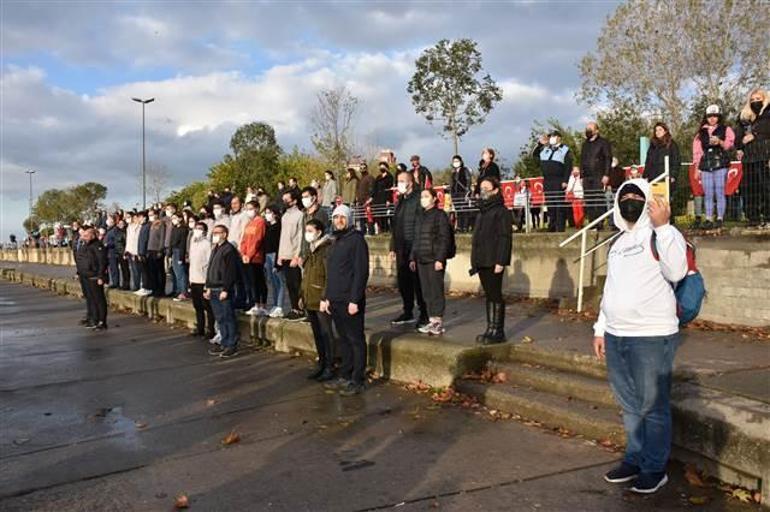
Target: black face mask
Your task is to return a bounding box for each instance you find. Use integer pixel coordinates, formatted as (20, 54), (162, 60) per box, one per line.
(585, 129), (594, 139)
(619, 199), (645, 223)
(751, 101), (763, 114)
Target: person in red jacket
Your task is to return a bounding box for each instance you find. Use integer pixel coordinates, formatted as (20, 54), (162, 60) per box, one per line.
(240, 201), (268, 316)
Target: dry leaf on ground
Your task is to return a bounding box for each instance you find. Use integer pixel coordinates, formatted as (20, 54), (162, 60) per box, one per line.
(221, 430), (240, 446)
(684, 464), (707, 488)
(174, 494), (190, 509)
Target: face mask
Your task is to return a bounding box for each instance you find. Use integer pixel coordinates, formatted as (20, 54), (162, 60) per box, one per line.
(619, 199), (645, 223)
(549, 136), (558, 146)
(301, 197), (313, 209)
(325, 175), (332, 181)
(585, 129), (594, 139)
(165, 209), (174, 216)
(265, 212), (275, 223)
(188, 222), (196, 229)
(106, 219), (114, 227)
(397, 182), (408, 194)
(452, 161), (461, 169)
(245, 209), (257, 219)
(751, 101), (763, 114)
(193, 229), (204, 239)
(213, 209), (223, 218)
(149, 216), (156, 222)
(211, 234), (222, 244)
(420, 197), (433, 209)
(304, 231), (318, 243)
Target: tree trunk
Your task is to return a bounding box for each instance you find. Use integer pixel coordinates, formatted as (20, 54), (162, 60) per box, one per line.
(452, 129), (459, 157)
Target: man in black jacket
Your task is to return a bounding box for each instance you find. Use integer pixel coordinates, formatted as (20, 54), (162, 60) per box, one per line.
(534, 130), (573, 232)
(389, 171), (427, 328)
(75, 226), (108, 330)
(580, 122), (613, 226)
(409, 155), (433, 191)
(205, 224), (239, 358)
(372, 163), (394, 233)
(320, 205), (370, 396)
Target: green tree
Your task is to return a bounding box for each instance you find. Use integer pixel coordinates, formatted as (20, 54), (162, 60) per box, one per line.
(23, 216), (40, 234)
(229, 122), (282, 159)
(513, 119), (582, 178)
(578, 0), (770, 136)
(595, 100), (652, 166)
(216, 122), (283, 197)
(311, 86), (359, 170)
(277, 147), (328, 190)
(166, 180), (209, 210)
(407, 38), (503, 155)
(32, 182), (107, 224)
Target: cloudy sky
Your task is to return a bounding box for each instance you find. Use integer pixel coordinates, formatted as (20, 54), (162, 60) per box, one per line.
(1, 0), (618, 239)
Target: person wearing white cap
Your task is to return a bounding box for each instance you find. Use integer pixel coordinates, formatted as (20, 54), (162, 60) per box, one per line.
(320, 204), (370, 396)
(691, 104), (735, 230)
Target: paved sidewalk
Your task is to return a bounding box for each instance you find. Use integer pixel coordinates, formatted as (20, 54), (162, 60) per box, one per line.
(0, 280), (759, 511)
(4, 262), (769, 404)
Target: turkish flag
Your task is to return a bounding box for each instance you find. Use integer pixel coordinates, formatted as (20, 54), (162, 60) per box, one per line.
(725, 162), (743, 196)
(501, 181), (516, 208)
(529, 177), (545, 206)
(435, 185), (447, 209)
(689, 163), (704, 196)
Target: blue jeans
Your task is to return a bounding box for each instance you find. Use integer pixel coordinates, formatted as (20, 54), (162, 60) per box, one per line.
(108, 251), (119, 286)
(605, 333), (679, 474)
(264, 253), (284, 309)
(701, 167), (727, 220)
(171, 249), (188, 295)
(129, 255), (141, 290)
(209, 288), (237, 348)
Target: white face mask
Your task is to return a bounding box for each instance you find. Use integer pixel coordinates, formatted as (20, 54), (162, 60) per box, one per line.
(452, 161), (461, 168)
(245, 209), (257, 219)
(265, 212), (275, 223)
(213, 209), (223, 218)
(397, 182), (408, 194)
(304, 231), (318, 243)
(420, 197), (433, 209)
(165, 209), (174, 216)
(193, 228), (204, 239)
(301, 197), (314, 209)
(211, 234), (222, 244)
(106, 218), (114, 227)
(188, 222), (196, 229)
(549, 136), (558, 146)
(148, 215), (156, 222)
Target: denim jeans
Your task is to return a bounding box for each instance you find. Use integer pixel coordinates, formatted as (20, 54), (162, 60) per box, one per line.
(701, 167), (727, 220)
(108, 251), (120, 287)
(264, 253), (284, 309)
(129, 255), (142, 290)
(604, 332), (680, 474)
(171, 248), (188, 295)
(209, 288), (237, 348)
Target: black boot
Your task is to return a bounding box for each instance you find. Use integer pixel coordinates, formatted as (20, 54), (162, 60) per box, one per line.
(307, 365), (325, 380)
(485, 302), (506, 344)
(315, 367), (335, 382)
(475, 301), (494, 344)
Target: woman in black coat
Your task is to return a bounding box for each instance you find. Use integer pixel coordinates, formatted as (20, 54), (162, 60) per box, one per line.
(450, 154), (472, 232)
(474, 147), (501, 195)
(644, 122), (681, 221)
(411, 188), (453, 336)
(471, 176), (512, 344)
(735, 88), (770, 227)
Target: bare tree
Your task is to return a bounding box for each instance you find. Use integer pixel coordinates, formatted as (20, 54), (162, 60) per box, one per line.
(144, 163), (170, 205)
(311, 86), (359, 170)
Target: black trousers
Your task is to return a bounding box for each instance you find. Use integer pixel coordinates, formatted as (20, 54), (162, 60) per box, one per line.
(190, 283), (215, 336)
(246, 263), (268, 304)
(308, 309), (334, 369)
(545, 188), (566, 232)
(452, 194), (472, 232)
(331, 301), (366, 385)
(396, 251), (426, 317)
(282, 264), (302, 311)
(139, 257), (151, 290)
(582, 176), (604, 223)
(478, 267), (504, 303)
(79, 275), (95, 322)
(742, 160), (770, 223)
(417, 262), (445, 317)
(85, 277), (107, 324)
(147, 251), (165, 296)
(118, 255), (130, 290)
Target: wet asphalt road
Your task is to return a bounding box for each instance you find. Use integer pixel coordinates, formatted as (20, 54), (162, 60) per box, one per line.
(0, 282), (757, 511)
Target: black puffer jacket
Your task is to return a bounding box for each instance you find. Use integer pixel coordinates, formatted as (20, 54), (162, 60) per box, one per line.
(644, 139), (681, 181)
(411, 207), (452, 264)
(169, 225), (189, 260)
(323, 229), (369, 306)
(75, 239), (107, 279)
(475, 161), (501, 194)
(389, 190), (421, 255)
(471, 194), (513, 270)
(735, 107), (770, 163)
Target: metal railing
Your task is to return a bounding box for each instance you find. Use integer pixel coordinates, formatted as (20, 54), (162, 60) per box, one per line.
(559, 157), (671, 313)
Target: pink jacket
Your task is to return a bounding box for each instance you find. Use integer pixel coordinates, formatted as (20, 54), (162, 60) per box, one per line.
(692, 125), (735, 169)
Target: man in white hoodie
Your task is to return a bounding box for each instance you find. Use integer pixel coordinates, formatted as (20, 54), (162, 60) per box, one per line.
(593, 179), (688, 495)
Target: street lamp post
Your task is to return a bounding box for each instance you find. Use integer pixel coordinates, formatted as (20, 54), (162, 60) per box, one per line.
(131, 97), (155, 209)
(24, 170), (36, 231)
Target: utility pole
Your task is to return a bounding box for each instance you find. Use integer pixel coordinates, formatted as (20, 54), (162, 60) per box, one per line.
(25, 170), (36, 231)
(132, 97), (155, 209)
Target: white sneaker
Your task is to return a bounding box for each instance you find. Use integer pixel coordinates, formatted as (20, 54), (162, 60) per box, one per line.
(208, 332), (222, 345)
(133, 289), (143, 296)
(255, 307), (268, 317)
(269, 307), (284, 318)
(246, 306), (260, 316)
(418, 321), (434, 334)
(139, 289), (152, 296)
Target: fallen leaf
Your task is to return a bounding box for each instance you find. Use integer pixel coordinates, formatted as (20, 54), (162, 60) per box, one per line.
(174, 494), (189, 509)
(731, 488), (752, 503)
(521, 335), (534, 343)
(221, 430), (240, 446)
(492, 371), (508, 383)
(205, 399), (216, 407)
(688, 496), (708, 505)
(684, 464), (707, 488)
(134, 421), (148, 430)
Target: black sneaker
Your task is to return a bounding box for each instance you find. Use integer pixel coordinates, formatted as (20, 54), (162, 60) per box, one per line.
(208, 345), (225, 356)
(415, 316), (430, 331)
(339, 382), (366, 396)
(604, 462), (640, 483)
(307, 367), (325, 380)
(315, 368), (335, 382)
(715, 219), (724, 229)
(702, 220), (714, 230)
(630, 472), (668, 494)
(391, 312), (415, 325)
(79, 317), (90, 325)
(219, 347), (239, 358)
(90, 322), (107, 331)
(323, 378), (349, 390)
(285, 310), (306, 322)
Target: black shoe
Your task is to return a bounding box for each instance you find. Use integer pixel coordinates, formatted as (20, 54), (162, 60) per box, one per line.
(604, 462), (640, 483)
(83, 321), (96, 328)
(692, 217), (702, 230)
(475, 301), (494, 344)
(484, 302), (506, 344)
(190, 329), (204, 337)
(324, 378), (349, 390)
(219, 347), (239, 358)
(285, 310), (306, 322)
(307, 367), (325, 380)
(391, 312), (415, 325)
(208, 345), (225, 356)
(715, 219), (724, 229)
(630, 472), (668, 494)
(90, 322), (107, 331)
(339, 382), (366, 396)
(702, 220), (714, 230)
(79, 317), (90, 325)
(315, 368), (335, 382)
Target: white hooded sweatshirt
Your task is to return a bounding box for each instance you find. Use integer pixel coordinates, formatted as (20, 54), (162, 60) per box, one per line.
(593, 179), (688, 338)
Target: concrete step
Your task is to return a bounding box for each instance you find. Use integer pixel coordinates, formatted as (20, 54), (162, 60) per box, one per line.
(455, 380), (624, 445)
(507, 344), (608, 380)
(495, 361), (616, 408)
